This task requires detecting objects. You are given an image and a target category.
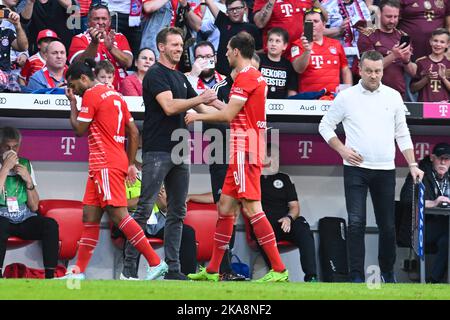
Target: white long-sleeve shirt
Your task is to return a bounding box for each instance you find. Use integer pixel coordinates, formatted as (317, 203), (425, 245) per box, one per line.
(319, 81), (413, 170)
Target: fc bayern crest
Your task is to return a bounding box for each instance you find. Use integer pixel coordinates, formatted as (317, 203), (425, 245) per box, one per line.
(1, 38), (9, 47)
(329, 46), (337, 54)
(273, 179), (284, 189)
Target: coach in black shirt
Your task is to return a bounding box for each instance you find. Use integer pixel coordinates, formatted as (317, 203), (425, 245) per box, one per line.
(122, 27), (216, 281)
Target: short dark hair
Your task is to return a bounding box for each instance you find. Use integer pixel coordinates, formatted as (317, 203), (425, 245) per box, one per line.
(0, 127), (21, 145)
(360, 50), (383, 65)
(88, 3), (110, 21)
(432, 27), (450, 38)
(267, 27), (289, 44)
(66, 58), (96, 81)
(95, 60), (115, 75)
(137, 47), (156, 59)
(194, 41), (216, 56)
(304, 8), (326, 22)
(156, 27), (184, 52)
(225, 0), (245, 7)
(229, 32), (255, 60)
(379, 0), (400, 11)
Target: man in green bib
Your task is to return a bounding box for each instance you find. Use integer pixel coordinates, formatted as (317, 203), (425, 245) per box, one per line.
(0, 127), (59, 278)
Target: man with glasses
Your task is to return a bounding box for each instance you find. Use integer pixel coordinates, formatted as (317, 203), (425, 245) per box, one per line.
(68, 4), (133, 90)
(201, 0), (262, 75)
(186, 41), (225, 92)
(401, 143), (450, 283)
(253, 0), (326, 55)
(290, 8), (352, 96)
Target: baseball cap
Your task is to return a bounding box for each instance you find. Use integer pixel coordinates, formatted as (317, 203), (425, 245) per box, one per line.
(432, 142), (450, 157)
(37, 29), (59, 43)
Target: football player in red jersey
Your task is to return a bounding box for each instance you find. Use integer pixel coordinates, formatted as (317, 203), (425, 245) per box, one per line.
(59, 58), (168, 280)
(186, 32), (288, 282)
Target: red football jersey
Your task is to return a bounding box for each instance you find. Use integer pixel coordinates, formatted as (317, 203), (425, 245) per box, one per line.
(19, 53), (45, 84)
(229, 66), (267, 165)
(68, 32), (133, 90)
(290, 36), (348, 93)
(77, 83), (133, 173)
(253, 0), (314, 50)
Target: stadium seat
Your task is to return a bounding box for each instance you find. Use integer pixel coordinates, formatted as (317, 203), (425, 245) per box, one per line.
(38, 199), (84, 262)
(184, 201), (218, 263)
(243, 214), (294, 278)
(7, 237), (34, 249)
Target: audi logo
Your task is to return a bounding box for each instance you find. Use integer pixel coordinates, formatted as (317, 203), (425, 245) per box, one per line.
(54, 99), (70, 106)
(0, 97), (7, 104)
(268, 103), (284, 111)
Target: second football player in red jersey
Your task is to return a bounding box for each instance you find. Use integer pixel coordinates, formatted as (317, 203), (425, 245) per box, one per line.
(185, 32), (288, 282)
(60, 58), (168, 280)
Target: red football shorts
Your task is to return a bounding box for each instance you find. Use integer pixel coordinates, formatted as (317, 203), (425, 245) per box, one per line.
(83, 168), (127, 208)
(221, 151), (262, 201)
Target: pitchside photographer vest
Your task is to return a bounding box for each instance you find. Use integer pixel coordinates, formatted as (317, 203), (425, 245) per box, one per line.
(0, 158), (31, 206)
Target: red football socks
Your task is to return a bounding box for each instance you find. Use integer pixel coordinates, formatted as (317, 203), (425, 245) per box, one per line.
(206, 215), (235, 273)
(119, 215), (160, 267)
(250, 212), (285, 272)
(76, 222), (100, 273)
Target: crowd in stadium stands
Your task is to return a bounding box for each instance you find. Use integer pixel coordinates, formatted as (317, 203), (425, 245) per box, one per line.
(0, 0), (446, 101)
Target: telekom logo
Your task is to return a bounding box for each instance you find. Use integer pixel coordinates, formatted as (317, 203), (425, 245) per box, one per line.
(280, 4), (293, 17)
(61, 137), (76, 156)
(414, 142), (430, 161)
(298, 141), (313, 159)
(311, 56), (324, 69)
(439, 105), (448, 117)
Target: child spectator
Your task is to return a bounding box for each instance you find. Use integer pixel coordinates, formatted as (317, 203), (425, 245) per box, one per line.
(411, 28), (450, 102)
(258, 27), (297, 99)
(94, 60), (115, 88)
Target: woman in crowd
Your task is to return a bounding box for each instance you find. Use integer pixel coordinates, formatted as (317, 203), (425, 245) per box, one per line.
(120, 48), (156, 96)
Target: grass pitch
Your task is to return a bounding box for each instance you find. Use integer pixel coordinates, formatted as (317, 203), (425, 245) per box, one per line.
(0, 279), (450, 300)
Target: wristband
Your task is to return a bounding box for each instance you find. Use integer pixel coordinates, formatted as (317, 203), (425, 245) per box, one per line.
(286, 215), (294, 223)
(408, 162), (418, 167)
(26, 184), (35, 191)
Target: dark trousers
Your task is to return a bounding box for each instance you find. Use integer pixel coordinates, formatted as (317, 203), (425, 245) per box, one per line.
(344, 166), (396, 280)
(0, 215), (59, 278)
(153, 224), (197, 275)
(426, 215), (449, 282)
(258, 216), (317, 280)
(124, 151), (190, 274)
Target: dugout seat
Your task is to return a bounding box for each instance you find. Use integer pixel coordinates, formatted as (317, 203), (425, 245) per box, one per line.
(184, 201), (218, 263)
(243, 214), (294, 278)
(6, 237), (33, 249)
(38, 199), (84, 262)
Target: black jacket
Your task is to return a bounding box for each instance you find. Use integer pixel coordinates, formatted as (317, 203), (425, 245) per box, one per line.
(400, 156), (449, 205)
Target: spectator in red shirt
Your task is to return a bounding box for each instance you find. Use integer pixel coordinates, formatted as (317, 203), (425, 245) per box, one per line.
(411, 28), (450, 102)
(68, 4), (133, 90)
(120, 48), (156, 96)
(19, 29), (59, 86)
(290, 9), (352, 95)
(253, 0), (326, 54)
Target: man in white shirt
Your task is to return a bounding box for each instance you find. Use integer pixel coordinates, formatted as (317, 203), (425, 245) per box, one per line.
(318, 50), (424, 283)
